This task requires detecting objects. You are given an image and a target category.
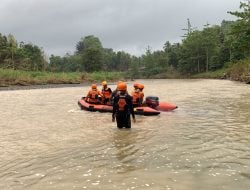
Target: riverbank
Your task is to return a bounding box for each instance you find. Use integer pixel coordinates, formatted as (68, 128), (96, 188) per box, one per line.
(0, 83), (89, 91)
(226, 59), (250, 84)
(191, 59), (250, 84)
(1, 59), (249, 90)
(0, 69), (126, 88)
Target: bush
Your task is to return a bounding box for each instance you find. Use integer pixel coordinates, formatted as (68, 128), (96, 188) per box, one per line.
(227, 59), (250, 83)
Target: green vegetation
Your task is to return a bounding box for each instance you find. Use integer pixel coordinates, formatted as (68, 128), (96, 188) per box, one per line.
(191, 59), (250, 83)
(192, 69), (227, 79)
(0, 69), (127, 87)
(227, 59), (250, 83)
(0, 1), (249, 86)
(82, 71), (126, 82)
(0, 69), (79, 86)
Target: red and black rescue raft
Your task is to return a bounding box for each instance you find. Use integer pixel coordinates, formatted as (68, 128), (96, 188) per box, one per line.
(78, 96), (177, 116)
(144, 96), (178, 111)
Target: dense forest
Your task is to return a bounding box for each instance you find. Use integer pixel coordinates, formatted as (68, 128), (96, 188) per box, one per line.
(0, 1), (249, 81)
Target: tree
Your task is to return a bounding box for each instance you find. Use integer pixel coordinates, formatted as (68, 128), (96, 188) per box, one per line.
(19, 43), (45, 71)
(128, 56), (140, 79)
(49, 55), (63, 71)
(141, 46), (154, 76)
(182, 18), (195, 38)
(115, 51), (131, 71)
(82, 48), (103, 72)
(7, 34), (17, 69)
(0, 33), (8, 67)
(76, 35), (103, 54)
(75, 35), (104, 72)
(102, 48), (117, 71)
(178, 30), (204, 74)
(201, 25), (221, 71)
(164, 41), (180, 69)
(219, 20), (234, 63)
(228, 0), (250, 58)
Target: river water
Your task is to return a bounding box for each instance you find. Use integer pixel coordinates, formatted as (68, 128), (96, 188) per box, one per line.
(0, 79), (249, 190)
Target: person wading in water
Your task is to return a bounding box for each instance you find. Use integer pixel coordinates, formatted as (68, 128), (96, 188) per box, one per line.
(112, 82), (136, 128)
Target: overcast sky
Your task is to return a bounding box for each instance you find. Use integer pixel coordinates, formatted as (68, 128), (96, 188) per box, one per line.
(0, 0), (241, 57)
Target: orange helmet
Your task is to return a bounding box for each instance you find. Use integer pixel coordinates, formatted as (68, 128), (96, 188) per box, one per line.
(117, 82), (127, 91)
(117, 80), (123, 85)
(139, 84), (144, 89)
(133, 82), (140, 88)
(91, 83), (97, 89)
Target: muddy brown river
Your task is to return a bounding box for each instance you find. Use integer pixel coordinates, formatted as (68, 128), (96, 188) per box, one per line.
(0, 79), (249, 190)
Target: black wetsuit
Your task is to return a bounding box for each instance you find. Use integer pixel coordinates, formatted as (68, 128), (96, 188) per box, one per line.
(112, 92), (135, 128)
(110, 89), (118, 105)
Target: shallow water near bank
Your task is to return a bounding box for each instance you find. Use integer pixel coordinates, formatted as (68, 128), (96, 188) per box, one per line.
(0, 79), (249, 190)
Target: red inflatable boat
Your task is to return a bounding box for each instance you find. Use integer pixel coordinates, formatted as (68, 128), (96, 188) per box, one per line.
(144, 96), (178, 111)
(78, 96), (177, 116)
(78, 98), (160, 116)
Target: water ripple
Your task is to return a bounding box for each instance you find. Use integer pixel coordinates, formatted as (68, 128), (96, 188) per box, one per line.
(0, 79), (250, 190)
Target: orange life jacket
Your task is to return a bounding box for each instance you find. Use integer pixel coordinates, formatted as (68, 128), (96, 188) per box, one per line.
(132, 90), (144, 105)
(132, 91), (140, 104)
(117, 95), (127, 111)
(87, 90), (100, 103)
(102, 88), (111, 99)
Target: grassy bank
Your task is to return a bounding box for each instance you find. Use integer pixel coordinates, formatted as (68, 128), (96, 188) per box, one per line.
(1, 59), (249, 87)
(0, 69), (126, 87)
(191, 59), (250, 84)
(191, 69), (227, 79)
(0, 69), (80, 87)
(227, 59), (250, 83)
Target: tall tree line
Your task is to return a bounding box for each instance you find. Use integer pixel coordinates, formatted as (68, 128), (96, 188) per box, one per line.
(1, 0), (249, 77)
(48, 1), (249, 76)
(0, 34), (47, 71)
(49, 35), (133, 73)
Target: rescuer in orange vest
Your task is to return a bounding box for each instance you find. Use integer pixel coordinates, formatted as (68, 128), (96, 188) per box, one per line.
(85, 84), (103, 104)
(101, 81), (112, 105)
(131, 82), (144, 107)
(112, 82), (136, 128)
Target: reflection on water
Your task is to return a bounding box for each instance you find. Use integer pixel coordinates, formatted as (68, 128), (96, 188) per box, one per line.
(112, 129), (139, 173)
(0, 79), (249, 189)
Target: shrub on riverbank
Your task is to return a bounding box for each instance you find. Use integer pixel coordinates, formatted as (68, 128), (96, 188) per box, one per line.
(0, 69), (126, 87)
(227, 59), (250, 83)
(0, 69), (82, 86)
(189, 59), (250, 84)
(191, 69), (227, 79)
(1, 60), (249, 87)
(81, 71), (126, 82)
